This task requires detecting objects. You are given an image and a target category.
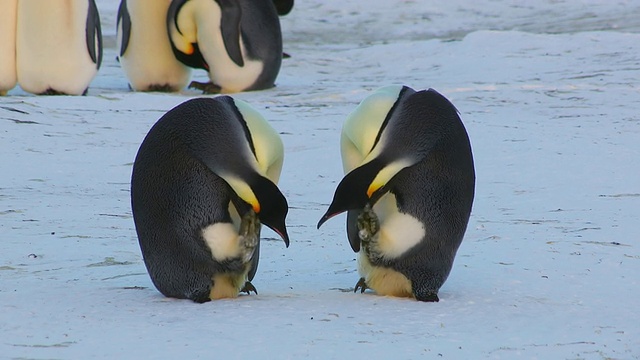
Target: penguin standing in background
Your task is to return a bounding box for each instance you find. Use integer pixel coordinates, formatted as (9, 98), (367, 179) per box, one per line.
(16, 0), (102, 95)
(131, 96), (290, 303)
(0, 0), (17, 95)
(317, 86), (476, 302)
(117, 0), (192, 92)
(167, 0), (285, 93)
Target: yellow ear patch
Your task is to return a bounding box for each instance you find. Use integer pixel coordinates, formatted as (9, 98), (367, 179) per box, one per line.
(232, 99), (285, 184)
(222, 174), (260, 213)
(366, 158), (413, 198)
(341, 85), (404, 173)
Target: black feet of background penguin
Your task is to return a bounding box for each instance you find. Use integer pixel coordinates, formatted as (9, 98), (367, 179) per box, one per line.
(131, 85), (475, 303)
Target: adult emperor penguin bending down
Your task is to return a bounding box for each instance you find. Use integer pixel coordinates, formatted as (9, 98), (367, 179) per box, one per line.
(317, 86), (475, 302)
(131, 96), (289, 303)
(167, 0), (284, 93)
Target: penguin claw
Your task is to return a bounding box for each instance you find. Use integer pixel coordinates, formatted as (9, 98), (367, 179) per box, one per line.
(188, 81), (222, 94)
(240, 281), (258, 295)
(354, 277), (369, 293)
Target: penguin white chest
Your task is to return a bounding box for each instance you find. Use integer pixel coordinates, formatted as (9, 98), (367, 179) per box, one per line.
(370, 193), (426, 259)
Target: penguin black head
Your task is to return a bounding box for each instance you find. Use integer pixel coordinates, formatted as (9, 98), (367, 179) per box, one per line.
(316, 158), (387, 229)
(250, 174), (290, 247)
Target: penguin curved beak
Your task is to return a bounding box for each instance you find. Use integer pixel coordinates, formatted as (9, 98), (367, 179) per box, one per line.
(317, 159), (383, 229)
(251, 176), (290, 247)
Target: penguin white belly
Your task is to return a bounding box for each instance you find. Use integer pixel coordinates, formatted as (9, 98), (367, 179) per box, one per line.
(17, 1), (98, 95)
(0, 0), (17, 95)
(118, 0), (191, 91)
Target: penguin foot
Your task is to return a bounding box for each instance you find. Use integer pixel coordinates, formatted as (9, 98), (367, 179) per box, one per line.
(147, 84), (179, 93)
(354, 277), (369, 293)
(240, 281), (258, 295)
(357, 204), (383, 263)
(415, 292), (440, 302)
(239, 210), (260, 263)
(39, 88), (68, 96)
(188, 81), (222, 94)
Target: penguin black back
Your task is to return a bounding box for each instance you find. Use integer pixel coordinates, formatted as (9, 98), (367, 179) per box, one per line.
(131, 97), (289, 302)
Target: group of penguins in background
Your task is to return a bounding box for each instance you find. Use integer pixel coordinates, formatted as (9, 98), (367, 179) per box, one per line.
(0, 0), (294, 95)
(0, 0), (477, 303)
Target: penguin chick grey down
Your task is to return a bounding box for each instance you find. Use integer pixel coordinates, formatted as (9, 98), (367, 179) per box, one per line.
(131, 96), (289, 303)
(167, 0), (283, 94)
(16, 0), (102, 95)
(317, 85), (475, 302)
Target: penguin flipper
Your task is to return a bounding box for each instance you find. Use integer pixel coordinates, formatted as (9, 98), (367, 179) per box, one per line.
(346, 210), (361, 252)
(217, 0), (244, 67)
(117, 0), (131, 57)
(272, 0), (294, 16)
(85, 0), (103, 68)
(246, 230), (261, 281)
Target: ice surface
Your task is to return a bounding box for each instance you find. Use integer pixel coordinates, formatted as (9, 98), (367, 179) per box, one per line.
(1, 1), (638, 359)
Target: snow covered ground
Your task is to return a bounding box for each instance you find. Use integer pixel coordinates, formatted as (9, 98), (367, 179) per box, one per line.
(1, 0), (639, 359)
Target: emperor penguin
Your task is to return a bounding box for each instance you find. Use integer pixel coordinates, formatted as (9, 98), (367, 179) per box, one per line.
(167, 0), (283, 93)
(317, 86), (476, 302)
(0, 0), (17, 95)
(117, 0), (192, 92)
(131, 96), (289, 303)
(16, 0), (102, 95)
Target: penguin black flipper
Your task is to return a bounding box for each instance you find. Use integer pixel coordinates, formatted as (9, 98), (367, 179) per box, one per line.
(346, 210), (361, 252)
(85, 0), (103, 69)
(272, 0), (294, 16)
(167, 0), (209, 70)
(247, 236), (260, 281)
(117, 0), (131, 58)
(218, 0), (244, 67)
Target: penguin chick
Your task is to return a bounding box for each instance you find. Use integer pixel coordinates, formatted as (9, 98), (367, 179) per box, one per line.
(317, 85), (475, 302)
(117, 0), (192, 92)
(167, 0), (283, 93)
(0, 0), (17, 95)
(131, 96), (289, 303)
(16, 0), (102, 95)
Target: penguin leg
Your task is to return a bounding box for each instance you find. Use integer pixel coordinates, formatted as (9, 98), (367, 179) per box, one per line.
(240, 281), (258, 295)
(39, 88), (67, 96)
(188, 80), (222, 94)
(354, 277), (369, 294)
(412, 284), (440, 302)
(357, 204), (384, 265)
